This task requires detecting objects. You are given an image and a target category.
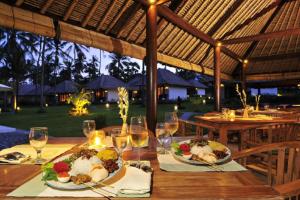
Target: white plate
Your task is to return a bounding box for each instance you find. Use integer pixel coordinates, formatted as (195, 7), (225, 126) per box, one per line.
(46, 154), (122, 190)
(171, 140), (231, 165)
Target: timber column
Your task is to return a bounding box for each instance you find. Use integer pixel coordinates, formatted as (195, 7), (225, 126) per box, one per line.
(214, 42), (221, 111)
(146, 0), (157, 134)
(241, 59), (248, 91)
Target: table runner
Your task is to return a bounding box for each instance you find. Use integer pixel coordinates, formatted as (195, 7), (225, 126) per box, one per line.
(157, 153), (246, 172)
(8, 162), (151, 198)
(0, 144), (76, 164)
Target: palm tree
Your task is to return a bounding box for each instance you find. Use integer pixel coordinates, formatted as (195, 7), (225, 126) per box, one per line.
(106, 53), (140, 82)
(85, 55), (99, 81)
(0, 28), (37, 111)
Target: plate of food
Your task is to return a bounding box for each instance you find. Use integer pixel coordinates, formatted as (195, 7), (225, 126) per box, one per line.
(42, 148), (122, 190)
(171, 139), (231, 165)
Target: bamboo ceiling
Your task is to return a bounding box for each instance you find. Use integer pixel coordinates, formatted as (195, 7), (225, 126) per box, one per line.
(0, 0), (299, 81)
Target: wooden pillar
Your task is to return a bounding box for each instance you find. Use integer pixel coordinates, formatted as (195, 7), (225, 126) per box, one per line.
(146, 2), (157, 134)
(214, 43), (221, 111)
(241, 60), (248, 91)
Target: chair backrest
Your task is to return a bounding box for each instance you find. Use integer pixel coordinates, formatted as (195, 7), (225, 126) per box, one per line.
(177, 119), (203, 137)
(233, 141), (300, 186)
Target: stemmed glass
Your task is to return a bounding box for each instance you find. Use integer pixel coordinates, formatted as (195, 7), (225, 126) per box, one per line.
(82, 120), (96, 144)
(111, 128), (128, 161)
(164, 112), (178, 142)
(130, 116), (148, 166)
(29, 127), (48, 164)
(156, 123), (170, 154)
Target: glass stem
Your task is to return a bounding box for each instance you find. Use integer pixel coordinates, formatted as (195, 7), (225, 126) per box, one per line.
(37, 149), (41, 160)
(138, 147), (141, 167)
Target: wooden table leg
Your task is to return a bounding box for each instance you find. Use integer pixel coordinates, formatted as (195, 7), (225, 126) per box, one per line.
(219, 128), (228, 145)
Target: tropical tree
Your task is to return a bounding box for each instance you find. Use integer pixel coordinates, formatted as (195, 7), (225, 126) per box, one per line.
(176, 68), (196, 80)
(85, 55), (99, 81)
(72, 52), (87, 84)
(106, 53), (140, 82)
(59, 60), (72, 81)
(0, 28), (37, 111)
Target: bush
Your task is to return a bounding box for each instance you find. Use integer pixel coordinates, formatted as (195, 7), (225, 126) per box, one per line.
(93, 114), (107, 129)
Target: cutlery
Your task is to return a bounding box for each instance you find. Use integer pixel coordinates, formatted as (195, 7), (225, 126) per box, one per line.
(82, 183), (116, 200)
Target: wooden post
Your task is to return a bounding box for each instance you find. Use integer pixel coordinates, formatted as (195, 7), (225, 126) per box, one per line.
(214, 43), (221, 111)
(241, 60), (248, 91)
(146, 2), (157, 135)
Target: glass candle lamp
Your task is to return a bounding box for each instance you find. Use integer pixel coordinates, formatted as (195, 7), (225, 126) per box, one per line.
(228, 110), (236, 121)
(88, 130), (106, 149)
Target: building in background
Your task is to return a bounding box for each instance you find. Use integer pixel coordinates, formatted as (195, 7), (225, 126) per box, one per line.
(49, 80), (79, 103)
(86, 75), (126, 103)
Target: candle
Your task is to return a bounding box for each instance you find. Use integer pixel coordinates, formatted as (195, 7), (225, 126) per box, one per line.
(89, 130), (106, 149)
(229, 110), (236, 121)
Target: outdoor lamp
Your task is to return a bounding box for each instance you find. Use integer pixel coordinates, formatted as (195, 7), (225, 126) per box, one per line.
(88, 130), (106, 149)
(16, 106), (21, 111)
(203, 99), (206, 104)
(174, 105), (178, 111)
(148, 0), (156, 5)
(105, 103), (110, 108)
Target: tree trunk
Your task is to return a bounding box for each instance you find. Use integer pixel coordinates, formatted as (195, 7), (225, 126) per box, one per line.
(54, 39), (59, 105)
(40, 37), (46, 112)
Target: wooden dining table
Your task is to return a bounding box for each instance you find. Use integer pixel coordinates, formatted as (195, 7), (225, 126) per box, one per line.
(194, 115), (297, 145)
(0, 137), (283, 200)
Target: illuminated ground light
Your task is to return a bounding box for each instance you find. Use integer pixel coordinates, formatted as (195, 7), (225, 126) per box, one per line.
(105, 103), (110, 108)
(16, 106), (21, 111)
(174, 105), (178, 111)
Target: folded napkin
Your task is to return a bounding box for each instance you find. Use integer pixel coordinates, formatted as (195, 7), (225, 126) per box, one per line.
(157, 153), (246, 172)
(113, 166), (151, 195)
(0, 144), (76, 165)
(0, 153), (30, 164)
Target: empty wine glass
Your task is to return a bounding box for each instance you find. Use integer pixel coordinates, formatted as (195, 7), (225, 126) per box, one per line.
(82, 120), (96, 143)
(164, 112), (178, 142)
(156, 123), (170, 154)
(130, 116), (148, 166)
(111, 128), (128, 161)
(29, 127), (48, 164)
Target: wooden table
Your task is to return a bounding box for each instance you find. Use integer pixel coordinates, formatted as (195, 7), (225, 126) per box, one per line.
(194, 115), (297, 145)
(0, 137), (283, 200)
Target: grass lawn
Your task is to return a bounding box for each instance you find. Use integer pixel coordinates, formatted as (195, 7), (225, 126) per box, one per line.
(0, 103), (213, 137)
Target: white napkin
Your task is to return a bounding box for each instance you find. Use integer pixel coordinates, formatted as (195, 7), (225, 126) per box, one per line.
(0, 154), (30, 164)
(112, 166), (151, 195)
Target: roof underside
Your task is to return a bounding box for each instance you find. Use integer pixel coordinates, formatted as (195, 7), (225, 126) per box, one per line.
(1, 0), (300, 82)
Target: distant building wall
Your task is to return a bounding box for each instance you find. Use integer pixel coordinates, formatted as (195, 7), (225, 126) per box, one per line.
(168, 87), (187, 100)
(196, 88), (206, 96)
(107, 90), (118, 102)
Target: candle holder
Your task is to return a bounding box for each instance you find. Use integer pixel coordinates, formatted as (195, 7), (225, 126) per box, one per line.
(88, 130), (106, 149)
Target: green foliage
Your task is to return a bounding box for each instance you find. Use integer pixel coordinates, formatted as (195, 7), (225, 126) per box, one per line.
(41, 162), (57, 181)
(66, 89), (91, 116)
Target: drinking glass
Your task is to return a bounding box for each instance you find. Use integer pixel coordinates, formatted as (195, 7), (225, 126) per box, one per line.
(111, 128), (128, 161)
(156, 123), (170, 154)
(164, 112), (178, 142)
(82, 120), (96, 142)
(130, 116), (148, 166)
(29, 127), (48, 164)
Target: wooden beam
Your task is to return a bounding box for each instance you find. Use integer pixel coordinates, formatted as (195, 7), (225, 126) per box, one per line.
(247, 79), (300, 88)
(223, 28), (300, 45)
(146, 2), (158, 135)
(249, 52), (300, 62)
(96, 0), (116, 31)
(214, 45), (221, 112)
(116, 3), (142, 38)
(40, 0), (55, 14)
(135, 0), (242, 62)
(157, 0), (172, 5)
(186, 0), (244, 61)
(105, 1), (131, 34)
(15, 0), (24, 6)
(247, 72), (300, 81)
(82, 0), (102, 27)
(63, 0), (79, 21)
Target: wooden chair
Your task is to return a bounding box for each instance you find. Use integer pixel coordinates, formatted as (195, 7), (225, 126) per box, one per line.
(178, 119), (205, 137)
(233, 141), (300, 199)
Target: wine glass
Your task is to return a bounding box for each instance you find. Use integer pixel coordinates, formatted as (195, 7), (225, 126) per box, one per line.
(82, 120), (96, 143)
(29, 127), (48, 164)
(111, 128), (128, 161)
(164, 112), (178, 142)
(130, 116), (148, 166)
(156, 123), (170, 154)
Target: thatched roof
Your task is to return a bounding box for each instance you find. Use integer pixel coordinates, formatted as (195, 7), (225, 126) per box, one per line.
(126, 74), (145, 90)
(188, 79), (208, 89)
(158, 69), (191, 87)
(86, 75), (126, 90)
(49, 80), (78, 94)
(0, 0), (299, 83)
(18, 84), (51, 96)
